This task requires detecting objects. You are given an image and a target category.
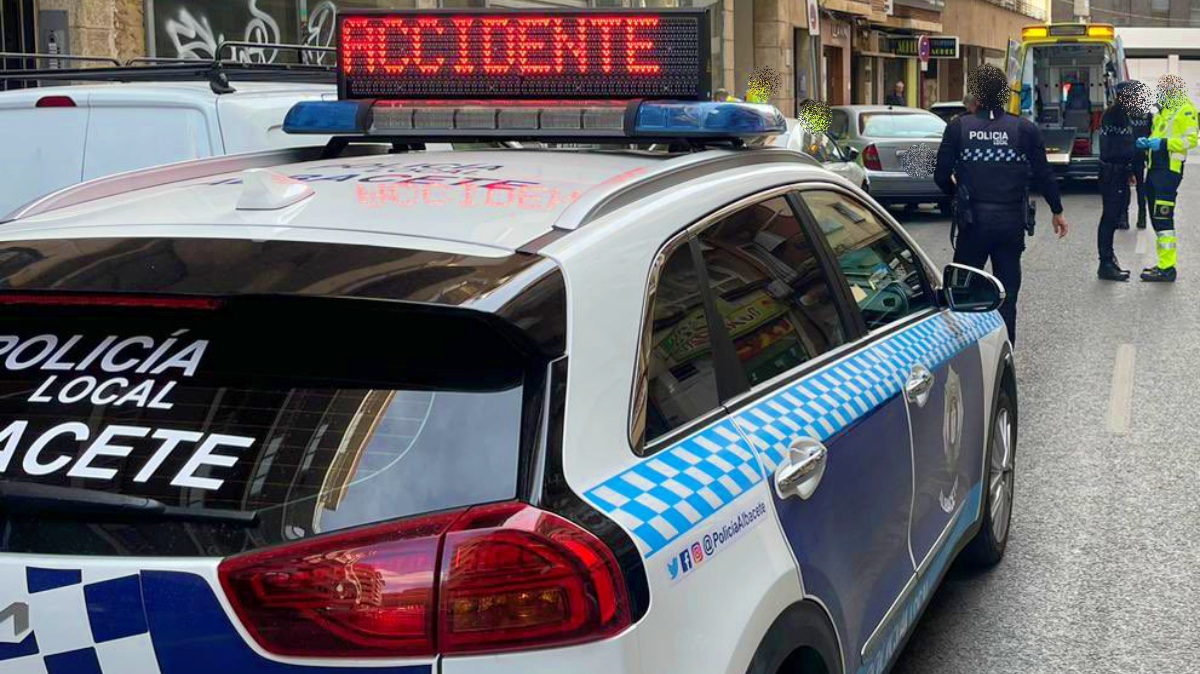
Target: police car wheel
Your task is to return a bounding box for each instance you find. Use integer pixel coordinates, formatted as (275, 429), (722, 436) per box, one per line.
(964, 385), (1016, 567)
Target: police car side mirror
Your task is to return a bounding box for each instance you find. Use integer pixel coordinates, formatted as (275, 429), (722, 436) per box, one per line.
(844, 146), (859, 161)
(942, 263), (1005, 313)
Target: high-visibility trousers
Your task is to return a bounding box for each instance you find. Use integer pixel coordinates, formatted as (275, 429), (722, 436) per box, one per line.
(1146, 167), (1184, 269)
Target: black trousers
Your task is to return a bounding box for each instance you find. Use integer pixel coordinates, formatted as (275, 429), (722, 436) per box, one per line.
(1130, 161), (1148, 224)
(954, 205), (1025, 344)
(1098, 163), (1131, 262)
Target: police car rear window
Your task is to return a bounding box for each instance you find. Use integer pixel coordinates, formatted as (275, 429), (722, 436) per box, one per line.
(860, 113), (946, 138)
(0, 296), (540, 557)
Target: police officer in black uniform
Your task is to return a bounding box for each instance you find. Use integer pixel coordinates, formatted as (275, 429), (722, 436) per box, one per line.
(1097, 82), (1138, 280)
(1125, 81), (1155, 229)
(934, 64), (1070, 344)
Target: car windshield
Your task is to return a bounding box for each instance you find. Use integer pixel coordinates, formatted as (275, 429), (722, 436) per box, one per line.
(860, 112), (946, 138)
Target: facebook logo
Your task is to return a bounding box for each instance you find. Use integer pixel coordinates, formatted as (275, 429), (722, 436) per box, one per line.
(678, 548), (694, 574)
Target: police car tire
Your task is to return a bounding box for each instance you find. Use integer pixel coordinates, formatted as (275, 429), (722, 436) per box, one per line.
(963, 385), (1016, 568)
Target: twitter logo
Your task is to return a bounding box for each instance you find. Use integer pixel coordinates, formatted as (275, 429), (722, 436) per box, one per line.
(667, 557), (679, 580)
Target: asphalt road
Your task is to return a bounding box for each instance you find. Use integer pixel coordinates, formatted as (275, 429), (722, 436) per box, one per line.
(889, 175), (1200, 674)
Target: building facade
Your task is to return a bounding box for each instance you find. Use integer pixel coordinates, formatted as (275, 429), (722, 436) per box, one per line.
(1054, 0), (1200, 27)
(3, 0), (1050, 111)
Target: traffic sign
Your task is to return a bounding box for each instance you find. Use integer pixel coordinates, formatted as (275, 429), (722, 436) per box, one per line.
(918, 35), (930, 72)
(806, 0), (820, 36)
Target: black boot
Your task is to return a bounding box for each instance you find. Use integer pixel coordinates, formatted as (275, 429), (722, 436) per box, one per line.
(1099, 257), (1130, 281)
(1140, 266), (1177, 282)
(1118, 212), (1131, 230)
(1136, 212), (1148, 229)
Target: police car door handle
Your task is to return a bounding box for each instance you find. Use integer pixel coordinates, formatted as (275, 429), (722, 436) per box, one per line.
(774, 438), (827, 500)
(905, 365), (936, 407)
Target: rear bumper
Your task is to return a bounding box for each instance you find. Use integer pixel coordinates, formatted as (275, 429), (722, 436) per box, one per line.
(443, 631), (640, 674)
(866, 170), (946, 202)
(1050, 156), (1101, 179)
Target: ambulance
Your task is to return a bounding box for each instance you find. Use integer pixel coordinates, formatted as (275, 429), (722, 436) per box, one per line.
(1006, 23), (1129, 178)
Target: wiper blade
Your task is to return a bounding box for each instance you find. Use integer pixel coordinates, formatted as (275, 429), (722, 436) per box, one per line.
(0, 481), (258, 525)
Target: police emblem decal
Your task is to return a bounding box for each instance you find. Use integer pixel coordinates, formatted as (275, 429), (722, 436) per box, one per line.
(939, 366), (964, 514)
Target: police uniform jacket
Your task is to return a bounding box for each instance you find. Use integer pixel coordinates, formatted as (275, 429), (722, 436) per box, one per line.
(1099, 105), (1136, 165)
(934, 108), (1064, 214)
(1129, 109), (1154, 167)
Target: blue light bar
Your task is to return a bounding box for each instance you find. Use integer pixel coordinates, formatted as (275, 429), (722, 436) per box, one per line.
(282, 100), (786, 143)
(282, 100), (368, 135)
(633, 101), (787, 137)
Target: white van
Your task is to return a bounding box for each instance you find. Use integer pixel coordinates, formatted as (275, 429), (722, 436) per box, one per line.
(0, 80), (337, 216)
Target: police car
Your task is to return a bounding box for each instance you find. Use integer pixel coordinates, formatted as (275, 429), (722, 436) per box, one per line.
(0, 9), (1017, 674)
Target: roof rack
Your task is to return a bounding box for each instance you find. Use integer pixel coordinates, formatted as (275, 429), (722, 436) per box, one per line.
(0, 42), (334, 94)
(0, 53), (121, 68)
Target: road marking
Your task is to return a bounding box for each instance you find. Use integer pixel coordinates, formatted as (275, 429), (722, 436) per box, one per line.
(1107, 344), (1137, 435)
(1135, 229), (1151, 255)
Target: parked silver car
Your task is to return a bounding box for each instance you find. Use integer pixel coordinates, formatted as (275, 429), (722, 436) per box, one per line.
(774, 118), (869, 190)
(830, 105), (949, 214)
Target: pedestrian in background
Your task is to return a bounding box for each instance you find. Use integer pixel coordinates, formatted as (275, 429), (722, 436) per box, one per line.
(1125, 81), (1154, 230)
(714, 88), (741, 103)
(1135, 74), (1198, 282)
(1096, 82), (1138, 281)
(886, 81), (905, 107)
(934, 64), (1070, 343)
(954, 93), (979, 121)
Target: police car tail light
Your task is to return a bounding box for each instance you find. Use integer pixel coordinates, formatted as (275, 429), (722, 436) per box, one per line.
(218, 510), (461, 658)
(863, 144), (883, 171)
(438, 502), (631, 654)
(218, 501), (630, 658)
(1072, 138), (1092, 155)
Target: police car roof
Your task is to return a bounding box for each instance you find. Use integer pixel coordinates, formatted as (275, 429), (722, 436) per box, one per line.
(6, 148), (819, 254)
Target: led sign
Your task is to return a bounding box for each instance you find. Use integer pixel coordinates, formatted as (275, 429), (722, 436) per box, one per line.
(337, 10), (710, 100)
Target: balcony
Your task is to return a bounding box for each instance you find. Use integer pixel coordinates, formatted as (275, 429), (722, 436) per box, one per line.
(981, 0), (1046, 21)
(821, 0), (876, 19)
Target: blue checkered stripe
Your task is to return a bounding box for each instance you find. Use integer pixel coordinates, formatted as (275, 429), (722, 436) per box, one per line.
(0, 566), (158, 674)
(585, 419), (763, 557)
(960, 147), (1028, 162)
(738, 311), (1003, 472)
(584, 311), (1005, 558)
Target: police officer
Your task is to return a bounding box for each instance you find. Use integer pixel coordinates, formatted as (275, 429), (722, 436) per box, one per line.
(934, 64), (1069, 344)
(952, 93), (979, 122)
(1096, 81), (1138, 281)
(1135, 74), (1198, 282)
(1124, 81), (1154, 230)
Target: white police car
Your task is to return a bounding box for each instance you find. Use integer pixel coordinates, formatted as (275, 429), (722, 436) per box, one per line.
(0, 9), (1017, 674)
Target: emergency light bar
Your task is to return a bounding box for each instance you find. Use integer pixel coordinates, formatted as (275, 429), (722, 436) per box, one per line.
(1024, 23), (1116, 39)
(337, 9), (710, 100)
(285, 8), (782, 144)
(283, 98), (786, 142)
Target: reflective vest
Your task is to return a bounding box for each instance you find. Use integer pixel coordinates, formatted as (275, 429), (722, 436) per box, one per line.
(1148, 97), (1199, 173)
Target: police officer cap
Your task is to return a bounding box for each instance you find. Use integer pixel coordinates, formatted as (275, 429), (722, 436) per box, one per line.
(1114, 81), (1133, 95)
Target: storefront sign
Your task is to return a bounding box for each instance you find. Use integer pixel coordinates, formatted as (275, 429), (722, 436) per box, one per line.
(885, 35), (959, 59)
